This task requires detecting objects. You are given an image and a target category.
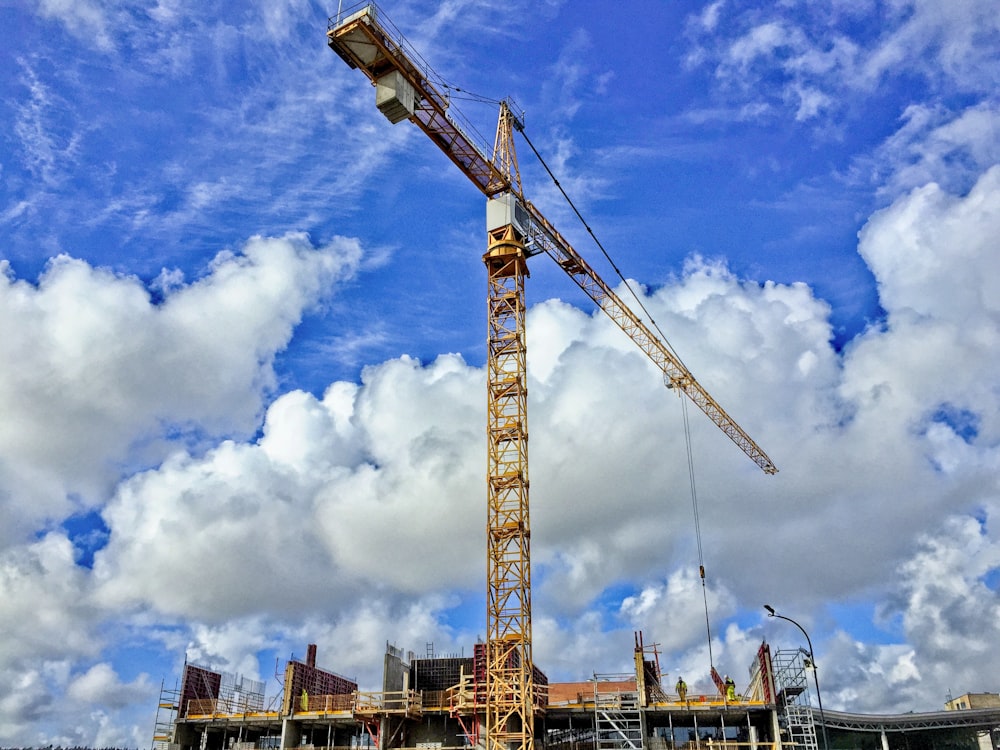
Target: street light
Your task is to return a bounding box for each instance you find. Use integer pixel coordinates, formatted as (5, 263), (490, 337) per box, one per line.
(764, 604), (830, 750)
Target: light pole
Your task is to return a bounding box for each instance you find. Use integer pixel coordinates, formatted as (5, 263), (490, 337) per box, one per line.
(764, 604), (830, 750)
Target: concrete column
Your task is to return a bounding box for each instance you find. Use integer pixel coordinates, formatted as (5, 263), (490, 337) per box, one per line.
(771, 709), (784, 750)
(281, 718), (303, 749)
(174, 722), (200, 750)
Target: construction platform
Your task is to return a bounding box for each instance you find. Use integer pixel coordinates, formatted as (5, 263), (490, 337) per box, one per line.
(153, 638), (1000, 750)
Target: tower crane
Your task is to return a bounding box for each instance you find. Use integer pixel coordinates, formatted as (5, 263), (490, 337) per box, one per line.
(326, 6), (777, 750)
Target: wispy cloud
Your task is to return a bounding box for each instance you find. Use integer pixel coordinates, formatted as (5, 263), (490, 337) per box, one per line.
(863, 101), (1000, 198)
(11, 58), (84, 189)
(35, 0), (115, 52)
(684, 0), (999, 124)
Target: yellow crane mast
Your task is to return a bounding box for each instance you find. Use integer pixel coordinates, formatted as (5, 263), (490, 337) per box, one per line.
(483, 102), (535, 750)
(326, 7), (777, 750)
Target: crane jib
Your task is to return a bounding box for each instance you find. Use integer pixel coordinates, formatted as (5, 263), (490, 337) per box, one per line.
(327, 2), (776, 476)
(520, 199), (778, 475)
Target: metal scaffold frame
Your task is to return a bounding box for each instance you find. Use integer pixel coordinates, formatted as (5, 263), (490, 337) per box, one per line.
(771, 649), (817, 750)
(152, 678), (180, 750)
(593, 677), (643, 750)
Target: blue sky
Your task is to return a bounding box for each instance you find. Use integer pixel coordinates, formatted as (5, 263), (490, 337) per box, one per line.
(2, 0), (1000, 745)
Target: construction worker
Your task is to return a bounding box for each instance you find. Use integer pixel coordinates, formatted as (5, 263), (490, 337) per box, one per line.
(676, 676), (687, 702)
(724, 675), (736, 702)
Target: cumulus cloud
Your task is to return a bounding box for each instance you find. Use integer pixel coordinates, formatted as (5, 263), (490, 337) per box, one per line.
(0, 534), (99, 667)
(621, 569), (738, 655)
(66, 663), (150, 709)
(820, 501), (1000, 714)
(92, 352), (483, 622)
(891, 509), (1000, 678)
(1, 163), (998, 738)
(0, 233), (360, 542)
(0, 531), (154, 745)
(4, 154), (1000, 739)
(859, 165), (1000, 321)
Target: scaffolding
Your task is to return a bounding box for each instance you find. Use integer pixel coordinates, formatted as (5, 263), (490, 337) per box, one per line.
(412, 656), (474, 694)
(219, 672), (267, 714)
(154, 637), (1000, 750)
(771, 650), (816, 750)
(594, 675), (644, 750)
(151, 678), (180, 750)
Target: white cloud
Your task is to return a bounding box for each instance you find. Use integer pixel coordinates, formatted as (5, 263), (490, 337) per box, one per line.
(66, 663), (150, 709)
(0, 534), (99, 667)
(685, 0), (999, 123)
(894, 512), (1000, 661)
(859, 165), (1000, 321)
(821, 502), (1000, 713)
(726, 22), (799, 70)
(862, 0), (1000, 92)
(621, 570), (739, 654)
(0, 657), (153, 747)
(866, 102), (1000, 198)
(90, 352), (484, 621)
(0, 666), (56, 743)
(11, 58), (84, 189)
(791, 83), (832, 122)
(0, 233), (360, 542)
(2, 155), (999, 737)
(34, 0), (114, 52)
(698, 1), (725, 33)
(0, 533), (146, 745)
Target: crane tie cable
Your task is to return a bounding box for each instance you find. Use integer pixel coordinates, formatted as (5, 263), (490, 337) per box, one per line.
(448, 93), (720, 668)
(516, 125), (691, 373)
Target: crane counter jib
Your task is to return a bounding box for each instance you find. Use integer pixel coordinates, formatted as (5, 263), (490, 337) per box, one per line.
(327, 3), (519, 197)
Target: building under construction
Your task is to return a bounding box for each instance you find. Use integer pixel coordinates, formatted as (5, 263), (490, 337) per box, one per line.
(152, 635), (1000, 750)
(151, 6), (1000, 750)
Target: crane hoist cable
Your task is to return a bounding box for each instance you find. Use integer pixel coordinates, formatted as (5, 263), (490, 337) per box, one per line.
(518, 112), (721, 671)
(682, 394), (715, 670)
